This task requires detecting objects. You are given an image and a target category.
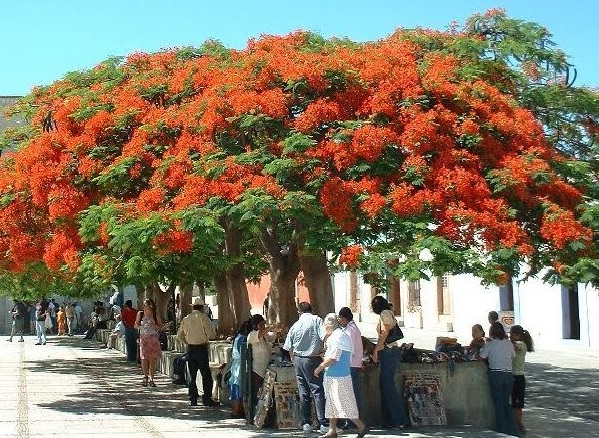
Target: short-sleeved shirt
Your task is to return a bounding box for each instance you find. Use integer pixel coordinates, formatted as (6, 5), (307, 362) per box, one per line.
(512, 340), (527, 375)
(376, 309), (398, 346)
(283, 312), (324, 357)
(479, 338), (515, 371)
(248, 330), (273, 378)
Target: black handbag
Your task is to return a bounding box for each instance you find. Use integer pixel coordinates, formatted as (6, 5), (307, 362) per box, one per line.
(385, 322), (404, 344)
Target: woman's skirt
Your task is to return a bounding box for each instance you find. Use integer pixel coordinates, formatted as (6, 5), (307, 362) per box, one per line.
(324, 375), (359, 419)
(139, 334), (162, 361)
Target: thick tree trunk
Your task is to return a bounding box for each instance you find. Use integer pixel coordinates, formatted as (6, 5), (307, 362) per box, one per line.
(226, 264), (251, 323)
(300, 251), (335, 318)
(261, 229), (301, 328)
(214, 271), (235, 336)
(194, 281), (206, 303)
(178, 281), (193, 321)
(134, 284), (145, 309)
(224, 223), (252, 325)
(148, 282), (170, 322)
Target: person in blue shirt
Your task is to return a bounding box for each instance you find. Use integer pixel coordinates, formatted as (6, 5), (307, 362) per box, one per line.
(283, 302), (328, 434)
(314, 313), (368, 438)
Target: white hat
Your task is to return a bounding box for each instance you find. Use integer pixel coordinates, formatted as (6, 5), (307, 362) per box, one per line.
(191, 296), (205, 306)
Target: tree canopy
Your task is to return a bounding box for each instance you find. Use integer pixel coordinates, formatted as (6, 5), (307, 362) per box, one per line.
(1, 9), (599, 307)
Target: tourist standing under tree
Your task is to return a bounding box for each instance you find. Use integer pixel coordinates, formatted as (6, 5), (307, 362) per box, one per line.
(510, 325), (534, 435)
(478, 321), (520, 436)
(121, 300), (139, 362)
(8, 300), (26, 342)
(64, 302), (75, 336)
(338, 306), (364, 430)
(34, 299), (49, 345)
(177, 296), (220, 407)
(283, 302), (328, 435)
(371, 295), (410, 430)
(134, 298), (163, 387)
(314, 313), (369, 438)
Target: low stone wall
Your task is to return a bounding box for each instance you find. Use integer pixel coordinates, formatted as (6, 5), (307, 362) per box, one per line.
(270, 360), (494, 429)
(94, 330), (232, 379)
(93, 330), (493, 429)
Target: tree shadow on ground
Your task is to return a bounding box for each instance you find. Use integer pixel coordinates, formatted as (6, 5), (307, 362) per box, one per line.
(526, 361), (599, 423)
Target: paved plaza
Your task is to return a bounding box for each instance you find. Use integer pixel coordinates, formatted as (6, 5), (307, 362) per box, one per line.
(1, 328), (597, 438)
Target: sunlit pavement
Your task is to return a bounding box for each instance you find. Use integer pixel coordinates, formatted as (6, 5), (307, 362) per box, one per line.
(1, 331), (597, 438)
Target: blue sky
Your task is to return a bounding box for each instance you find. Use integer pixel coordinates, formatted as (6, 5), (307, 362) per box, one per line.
(1, 1), (598, 95)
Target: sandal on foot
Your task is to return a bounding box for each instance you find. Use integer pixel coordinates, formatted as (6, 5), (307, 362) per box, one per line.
(357, 426), (369, 438)
(142, 377), (148, 387)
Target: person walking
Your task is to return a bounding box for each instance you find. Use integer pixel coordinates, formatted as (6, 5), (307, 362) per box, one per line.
(64, 302), (76, 336)
(283, 301), (328, 435)
(314, 313), (368, 438)
(74, 302), (83, 333)
(337, 306), (363, 430)
(8, 300), (26, 342)
(371, 295), (409, 430)
(34, 299), (49, 345)
(56, 305), (67, 336)
(510, 325), (535, 435)
(177, 296), (219, 407)
(121, 300), (139, 362)
(47, 299), (57, 335)
(479, 321), (520, 436)
(134, 298), (163, 387)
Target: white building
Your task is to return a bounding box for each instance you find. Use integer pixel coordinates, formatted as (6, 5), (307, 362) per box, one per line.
(333, 270), (599, 350)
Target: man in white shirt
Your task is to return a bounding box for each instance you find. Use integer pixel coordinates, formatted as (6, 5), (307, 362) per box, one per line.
(177, 297), (219, 407)
(105, 314), (125, 349)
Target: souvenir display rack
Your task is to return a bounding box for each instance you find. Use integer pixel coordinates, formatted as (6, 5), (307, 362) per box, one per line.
(404, 373), (447, 426)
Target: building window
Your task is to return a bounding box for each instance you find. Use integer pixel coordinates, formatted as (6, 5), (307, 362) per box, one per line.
(499, 279), (514, 311)
(561, 284), (580, 340)
(437, 275), (450, 315)
(388, 276), (401, 316)
(408, 280), (421, 307)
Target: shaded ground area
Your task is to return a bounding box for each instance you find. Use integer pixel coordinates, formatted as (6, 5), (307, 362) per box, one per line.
(2, 333), (598, 437)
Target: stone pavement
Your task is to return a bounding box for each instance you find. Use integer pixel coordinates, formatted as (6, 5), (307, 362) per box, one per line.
(1, 330), (598, 438)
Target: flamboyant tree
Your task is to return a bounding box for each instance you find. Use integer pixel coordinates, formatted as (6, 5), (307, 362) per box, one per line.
(1, 11), (599, 330)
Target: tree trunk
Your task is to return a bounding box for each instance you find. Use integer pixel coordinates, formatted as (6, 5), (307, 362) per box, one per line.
(178, 281), (193, 321)
(194, 281), (206, 303)
(260, 229), (301, 328)
(134, 284), (145, 309)
(300, 251), (335, 318)
(148, 282), (170, 322)
(214, 271), (235, 336)
(224, 223), (252, 324)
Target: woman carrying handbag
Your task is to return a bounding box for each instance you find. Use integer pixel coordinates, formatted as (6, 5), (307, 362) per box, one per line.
(371, 295), (410, 430)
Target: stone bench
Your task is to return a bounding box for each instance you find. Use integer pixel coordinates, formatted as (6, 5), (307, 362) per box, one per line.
(94, 329), (232, 380)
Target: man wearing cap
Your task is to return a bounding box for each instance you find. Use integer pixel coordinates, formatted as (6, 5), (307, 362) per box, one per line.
(177, 296), (219, 407)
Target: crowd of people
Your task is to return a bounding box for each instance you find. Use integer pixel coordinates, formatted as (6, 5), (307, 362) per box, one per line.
(222, 298), (404, 438)
(475, 311), (534, 437)
(7, 298), (85, 344)
(6, 295), (535, 438)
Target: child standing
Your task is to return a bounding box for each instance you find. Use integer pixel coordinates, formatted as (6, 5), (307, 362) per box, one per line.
(510, 325), (534, 435)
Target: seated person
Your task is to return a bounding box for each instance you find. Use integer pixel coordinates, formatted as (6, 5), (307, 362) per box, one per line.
(104, 314), (125, 349)
(467, 324), (486, 354)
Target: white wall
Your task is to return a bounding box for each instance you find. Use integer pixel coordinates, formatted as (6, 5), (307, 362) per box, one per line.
(332, 270), (599, 351)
